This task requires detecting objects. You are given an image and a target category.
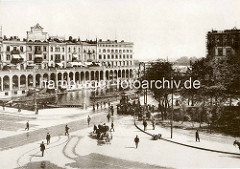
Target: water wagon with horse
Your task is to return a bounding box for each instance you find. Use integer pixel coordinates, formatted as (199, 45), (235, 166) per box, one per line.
(90, 123), (112, 145)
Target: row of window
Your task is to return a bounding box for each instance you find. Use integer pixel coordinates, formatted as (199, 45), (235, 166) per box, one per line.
(6, 46), (25, 52)
(216, 48), (232, 56)
(105, 61), (133, 66)
(5, 45), (97, 54)
(98, 44), (132, 48)
(99, 54), (132, 59)
(99, 49), (132, 53)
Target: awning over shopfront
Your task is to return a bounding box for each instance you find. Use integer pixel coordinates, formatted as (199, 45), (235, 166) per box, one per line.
(12, 54), (21, 59)
(69, 62), (85, 67)
(35, 54), (42, 58)
(73, 54), (78, 58)
(27, 63), (36, 67)
(84, 62), (93, 66)
(56, 63), (64, 67)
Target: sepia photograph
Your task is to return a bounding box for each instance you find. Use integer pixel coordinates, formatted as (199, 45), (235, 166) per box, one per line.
(0, 0), (240, 168)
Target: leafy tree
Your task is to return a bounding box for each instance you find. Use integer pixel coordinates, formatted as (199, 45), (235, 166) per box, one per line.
(145, 60), (173, 120)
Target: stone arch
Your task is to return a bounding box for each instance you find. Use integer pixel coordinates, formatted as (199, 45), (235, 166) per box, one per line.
(81, 72), (84, 81)
(28, 74), (34, 87)
(75, 72), (80, 83)
(91, 71), (94, 80)
(126, 69), (129, 78)
(50, 73), (56, 81)
(12, 75), (19, 89)
(63, 72), (68, 81)
(36, 74), (41, 87)
(118, 70), (121, 78)
(20, 75), (26, 88)
(114, 70), (117, 79)
(110, 70), (113, 80)
(95, 71), (99, 81)
(57, 73), (62, 81)
(130, 69), (133, 78)
(105, 70), (109, 80)
(86, 71), (89, 81)
(69, 72), (74, 81)
(100, 71), (103, 80)
(122, 69), (125, 78)
(3, 76), (10, 90)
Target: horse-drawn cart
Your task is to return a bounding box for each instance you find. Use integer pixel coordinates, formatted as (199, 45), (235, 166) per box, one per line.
(90, 124), (112, 145)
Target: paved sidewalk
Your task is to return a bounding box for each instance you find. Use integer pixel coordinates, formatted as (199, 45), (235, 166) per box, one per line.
(135, 120), (240, 154)
(0, 99), (120, 139)
(1, 116), (239, 169)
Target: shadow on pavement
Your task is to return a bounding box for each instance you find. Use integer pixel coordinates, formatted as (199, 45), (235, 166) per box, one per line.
(14, 161), (65, 169)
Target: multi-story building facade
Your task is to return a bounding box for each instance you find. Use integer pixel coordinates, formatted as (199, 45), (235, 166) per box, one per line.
(97, 39), (134, 79)
(207, 27), (240, 59)
(0, 24), (136, 99)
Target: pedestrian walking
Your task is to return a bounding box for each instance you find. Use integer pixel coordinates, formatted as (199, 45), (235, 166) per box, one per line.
(152, 119), (155, 130)
(25, 121), (29, 131)
(143, 120), (147, 131)
(134, 135), (139, 149)
(110, 122), (115, 132)
(196, 129), (200, 142)
(40, 141), (45, 157)
(2, 102), (5, 111)
(104, 101), (106, 108)
(46, 132), (51, 145)
(107, 113), (111, 122)
(111, 106), (114, 116)
(87, 115), (91, 126)
(93, 103), (95, 111)
(65, 124), (70, 136)
(96, 102), (99, 110)
(18, 104), (21, 112)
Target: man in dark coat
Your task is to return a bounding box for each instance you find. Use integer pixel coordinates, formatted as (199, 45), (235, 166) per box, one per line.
(196, 129), (200, 142)
(25, 121), (29, 131)
(152, 119), (155, 130)
(107, 113), (111, 122)
(93, 103), (95, 111)
(96, 102), (99, 110)
(87, 115), (91, 126)
(65, 124), (70, 136)
(46, 132), (51, 145)
(134, 135), (139, 148)
(143, 120), (147, 131)
(40, 141), (45, 157)
(110, 122), (115, 132)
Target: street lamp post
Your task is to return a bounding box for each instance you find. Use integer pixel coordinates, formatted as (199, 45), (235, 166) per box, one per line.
(34, 86), (38, 114)
(171, 87), (173, 139)
(30, 81), (38, 115)
(170, 70), (174, 139)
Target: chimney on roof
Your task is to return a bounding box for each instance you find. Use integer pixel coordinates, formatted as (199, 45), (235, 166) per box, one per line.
(115, 40), (117, 43)
(69, 36), (72, 41)
(99, 39), (102, 42)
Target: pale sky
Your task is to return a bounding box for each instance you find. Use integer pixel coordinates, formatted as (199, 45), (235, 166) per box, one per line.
(0, 0), (239, 61)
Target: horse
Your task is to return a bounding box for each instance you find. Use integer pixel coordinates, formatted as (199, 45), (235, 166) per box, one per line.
(233, 140), (240, 150)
